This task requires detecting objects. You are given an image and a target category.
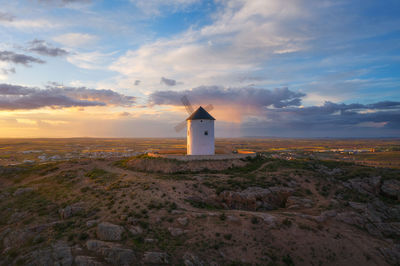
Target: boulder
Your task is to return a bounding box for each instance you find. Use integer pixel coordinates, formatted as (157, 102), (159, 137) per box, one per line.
(86, 220), (99, 227)
(285, 196), (314, 209)
(74, 256), (103, 266)
(227, 215), (241, 224)
(177, 217), (188, 226)
(336, 211), (366, 227)
(86, 240), (135, 266)
(381, 179), (400, 200)
(51, 241), (73, 266)
(183, 252), (204, 266)
(336, 200), (400, 239)
(128, 226), (143, 235)
(143, 252), (169, 264)
(59, 203), (84, 219)
(255, 213), (276, 226)
(97, 222), (124, 241)
(102, 247), (135, 266)
(86, 239), (109, 251)
(168, 227), (185, 236)
(25, 241), (73, 266)
(343, 176), (381, 196)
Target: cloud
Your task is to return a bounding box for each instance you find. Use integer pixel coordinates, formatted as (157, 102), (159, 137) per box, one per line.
(111, 0), (400, 97)
(149, 86), (305, 122)
(1, 16), (58, 30)
(130, 0), (200, 15)
(0, 12), (14, 22)
(53, 33), (98, 48)
(27, 39), (68, 57)
(134, 80), (141, 86)
(1, 68), (15, 75)
(0, 84), (36, 95)
(150, 86), (304, 109)
(119, 111), (131, 117)
(110, 0), (312, 87)
(37, 0), (91, 5)
(160, 77), (177, 86)
(0, 83), (135, 110)
(149, 85), (400, 136)
(66, 51), (114, 70)
(0, 51), (45, 66)
(244, 101), (400, 137)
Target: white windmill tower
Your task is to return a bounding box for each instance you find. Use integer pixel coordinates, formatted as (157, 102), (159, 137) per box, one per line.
(174, 96), (215, 155)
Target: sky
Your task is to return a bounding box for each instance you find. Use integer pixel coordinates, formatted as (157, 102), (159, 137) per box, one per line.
(0, 0), (399, 138)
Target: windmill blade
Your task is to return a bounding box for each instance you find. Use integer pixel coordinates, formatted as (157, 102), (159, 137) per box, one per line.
(181, 95), (194, 115)
(174, 120), (187, 132)
(204, 104), (214, 112)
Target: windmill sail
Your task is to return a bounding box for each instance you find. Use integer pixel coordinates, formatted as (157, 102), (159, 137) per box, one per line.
(181, 95), (194, 115)
(174, 95), (214, 133)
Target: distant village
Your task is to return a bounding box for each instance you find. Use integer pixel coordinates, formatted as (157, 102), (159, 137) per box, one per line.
(0, 146), (377, 166)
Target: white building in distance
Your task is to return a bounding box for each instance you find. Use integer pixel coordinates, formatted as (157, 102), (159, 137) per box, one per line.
(186, 106), (215, 155)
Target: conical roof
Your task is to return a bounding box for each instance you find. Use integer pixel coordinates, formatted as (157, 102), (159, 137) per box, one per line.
(186, 106), (215, 121)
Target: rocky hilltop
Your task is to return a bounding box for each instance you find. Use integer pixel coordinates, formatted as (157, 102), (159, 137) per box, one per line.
(0, 154), (399, 265)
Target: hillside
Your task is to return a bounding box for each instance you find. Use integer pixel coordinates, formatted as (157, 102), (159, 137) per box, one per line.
(0, 154), (399, 265)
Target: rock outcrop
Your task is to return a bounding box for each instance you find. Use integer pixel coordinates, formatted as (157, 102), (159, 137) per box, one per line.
(96, 222), (124, 241)
(59, 203), (84, 219)
(216, 186), (293, 211)
(381, 179), (400, 200)
(143, 251), (169, 264)
(86, 239), (135, 265)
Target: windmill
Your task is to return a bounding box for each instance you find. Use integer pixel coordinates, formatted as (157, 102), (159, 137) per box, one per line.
(174, 96), (215, 155)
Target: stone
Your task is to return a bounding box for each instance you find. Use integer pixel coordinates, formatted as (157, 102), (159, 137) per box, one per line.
(177, 217), (188, 226)
(227, 215), (241, 224)
(183, 252), (204, 266)
(128, 226), (143, 235)
(86, 239), (109, 251)
(313, 210), (338, 222)
(286, 196), (314, 209)
(97, 222), (124, 241)
(381, 179), (400, 200)
(343, 176), (381, 196)
(86, 220), (99, 227)
(75, 256), (103, 266)
(255, 213), (276, 226)
(103, 247), (135, 266)
(336, 211), (366, 227)
(168, 227), (184, 236)
(59, 203), (84, 219)
(143, 252), (169, 264)
(13, 187), (34, 196)
(86, 240), (135, 266)
(51, 241), (73, 266)
(126, 217), (138, 224)
(25, 241), (73, 266)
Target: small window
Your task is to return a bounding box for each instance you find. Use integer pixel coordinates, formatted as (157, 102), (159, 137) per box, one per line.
(204, 130), (208, 136)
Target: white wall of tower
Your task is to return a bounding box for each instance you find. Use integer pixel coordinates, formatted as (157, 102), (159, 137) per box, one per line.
(187, 119), (214, 155)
